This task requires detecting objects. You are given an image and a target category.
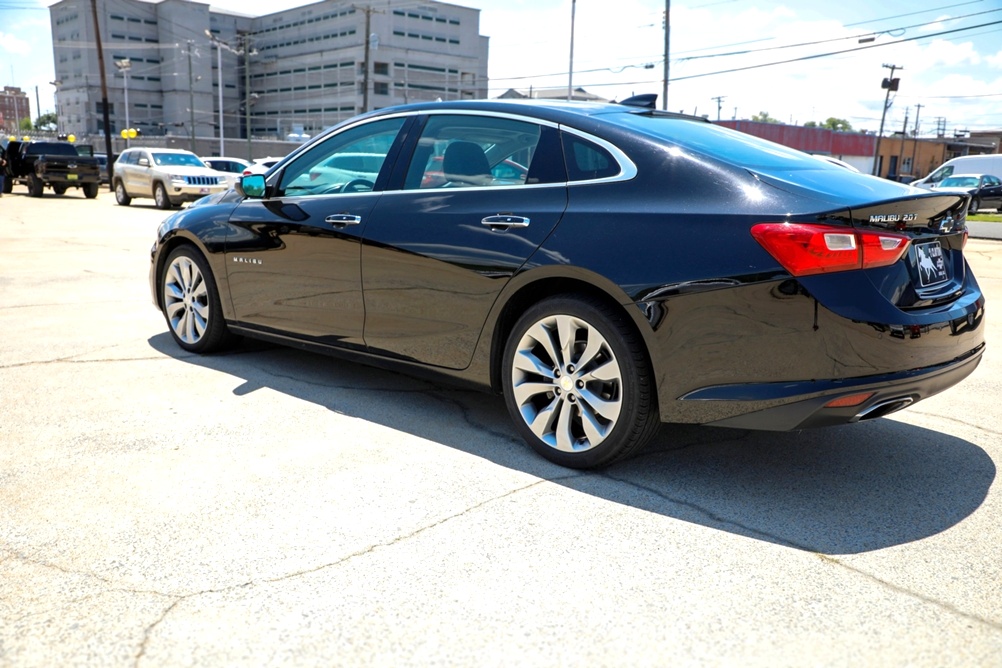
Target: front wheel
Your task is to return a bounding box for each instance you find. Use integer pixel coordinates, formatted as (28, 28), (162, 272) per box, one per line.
(160, 246), (236, 354)
(502, 295), (659, 469)
(968, 198), (980, 215)
(83, 182), (99, 199)
(28, 174), (44, 197)
(114, 180), (131, 205)
(52, 184), (67, 195)
(154, 182), (172, 210)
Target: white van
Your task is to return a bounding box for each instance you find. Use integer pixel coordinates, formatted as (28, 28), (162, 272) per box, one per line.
(912, 154), (1002, 189)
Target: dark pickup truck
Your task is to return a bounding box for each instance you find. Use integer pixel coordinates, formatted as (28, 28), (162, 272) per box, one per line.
(3, 140), (101, 198)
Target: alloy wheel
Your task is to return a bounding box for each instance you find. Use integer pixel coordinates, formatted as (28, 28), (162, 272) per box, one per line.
(163, 255), (209, 345)
(510, 313), (624, 453)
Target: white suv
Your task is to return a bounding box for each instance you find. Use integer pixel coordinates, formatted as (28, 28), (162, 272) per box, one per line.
(113, 147), (227, 209)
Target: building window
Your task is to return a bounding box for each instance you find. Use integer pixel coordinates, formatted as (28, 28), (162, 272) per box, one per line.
(374, 62), (389, 75)
(374, 82), (389, 95)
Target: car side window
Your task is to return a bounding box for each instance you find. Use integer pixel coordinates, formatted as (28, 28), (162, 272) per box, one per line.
(402, 114), (562, 190)
(278, 118), (405, 197)
(118, 151), (134, 166)
(562, 134), (620, 182)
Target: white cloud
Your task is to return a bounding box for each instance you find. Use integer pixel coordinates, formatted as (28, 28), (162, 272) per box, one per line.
(0, 31), (33, 56)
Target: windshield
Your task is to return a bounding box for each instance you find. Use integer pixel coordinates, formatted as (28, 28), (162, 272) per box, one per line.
(939, 176), (980, 188)
(151, 152), (206, 168)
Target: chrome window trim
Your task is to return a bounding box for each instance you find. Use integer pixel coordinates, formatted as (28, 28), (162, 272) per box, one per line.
(278, 108), (638, 196)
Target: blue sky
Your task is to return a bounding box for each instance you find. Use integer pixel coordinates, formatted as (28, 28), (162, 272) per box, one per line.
(3, 0), (1001, 136)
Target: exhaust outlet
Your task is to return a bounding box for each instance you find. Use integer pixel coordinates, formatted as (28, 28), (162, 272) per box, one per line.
(852, 396), (915, 422)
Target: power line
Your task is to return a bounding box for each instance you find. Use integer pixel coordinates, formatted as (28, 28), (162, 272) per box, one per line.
(669, 17), (1002, 82)
(677, 7), (1002, 62)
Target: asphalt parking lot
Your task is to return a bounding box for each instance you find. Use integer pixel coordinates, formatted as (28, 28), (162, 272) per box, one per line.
(2, 187), (1000, 667)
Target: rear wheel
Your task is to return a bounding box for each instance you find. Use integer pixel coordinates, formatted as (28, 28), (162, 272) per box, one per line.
(154, 182), (172, 210)
(114, 180), (131, 205)
(83, 182), (99, 199)
(28, 174), (44, 197)
(2, 178), (11, 194)
(968, 198), (980, 215)
(502, 295), (659, 469)
(160, 246), (235, 354)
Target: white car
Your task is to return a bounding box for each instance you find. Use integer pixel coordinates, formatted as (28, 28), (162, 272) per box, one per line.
(113, 147), (227, 209)
(242, 156), (284, 176)
(202, 157), (251, 188)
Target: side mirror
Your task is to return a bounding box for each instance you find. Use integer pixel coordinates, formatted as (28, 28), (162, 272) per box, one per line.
(138, 157), (150, 167)
(238, 174), (266, 198)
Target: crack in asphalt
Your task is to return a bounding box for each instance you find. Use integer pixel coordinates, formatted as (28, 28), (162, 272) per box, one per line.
(602, 473), (1002, 633)
(903, 408), (1002, 437)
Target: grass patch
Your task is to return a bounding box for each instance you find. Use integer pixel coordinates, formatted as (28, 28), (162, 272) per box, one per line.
(969, 213), (1002, 223)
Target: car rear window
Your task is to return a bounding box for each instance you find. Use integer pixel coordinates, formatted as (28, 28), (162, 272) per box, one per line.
(607, 112), (830, 171)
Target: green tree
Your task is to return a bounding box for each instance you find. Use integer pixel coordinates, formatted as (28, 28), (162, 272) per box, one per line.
(18, 117), (33, 132)
(751, 111), (781, 124)
(821, 117), (853, 132)
(804, 121), (818, 128)
(35, 112), (58, 132)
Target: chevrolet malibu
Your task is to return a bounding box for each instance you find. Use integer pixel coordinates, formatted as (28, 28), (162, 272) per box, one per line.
(149, 98), (985, 469)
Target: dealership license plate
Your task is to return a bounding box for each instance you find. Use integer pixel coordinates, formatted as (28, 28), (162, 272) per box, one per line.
(199, 187), (210, 194)
(915, 241), (948, 287)
(67, 174), (78, 180)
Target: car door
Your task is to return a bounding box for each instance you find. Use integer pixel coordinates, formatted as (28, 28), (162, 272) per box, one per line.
(981, 175), (1002, 209)
(360, 112), (569, 369)
(223, 117), (408, 349)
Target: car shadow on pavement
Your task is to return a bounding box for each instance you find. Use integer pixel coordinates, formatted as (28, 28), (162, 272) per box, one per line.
(148, 333), (995, 557)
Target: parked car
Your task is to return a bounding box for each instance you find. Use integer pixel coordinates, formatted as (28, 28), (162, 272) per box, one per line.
(202, 157), (251, 188)
(242, 156), (283, 176)
(148, 98), (985, 469)
(114, 147), (228, 209)
(2, 140), (101, 197)
(93, 153), (110, 184)
(912, 154), (1002, 189)
(931, 174), (1002, 214)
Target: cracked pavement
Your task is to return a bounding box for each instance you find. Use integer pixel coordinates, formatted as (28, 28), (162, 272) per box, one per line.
(1, 190), (1000, 667)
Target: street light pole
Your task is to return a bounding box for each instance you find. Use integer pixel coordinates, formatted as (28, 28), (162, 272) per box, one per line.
(187, 41), (197, 154)
(205, 30), (225, 156)
(115, 58), (131, 146)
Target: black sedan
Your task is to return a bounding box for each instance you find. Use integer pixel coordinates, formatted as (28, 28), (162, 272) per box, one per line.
(149, 98), (985, 469)
(934, 173), (1002, 214)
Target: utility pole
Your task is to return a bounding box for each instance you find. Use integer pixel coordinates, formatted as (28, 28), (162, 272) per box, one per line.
(662, 0), (670, 110)
(362, 6), (372, 112)
(872, 63), (902, 177)
(89, 0), (114, 190)
(712, 95), (725, 121)
(910, 103), (923, 178)
(895, 107), (909, 181)
(567, 0), (576, 101)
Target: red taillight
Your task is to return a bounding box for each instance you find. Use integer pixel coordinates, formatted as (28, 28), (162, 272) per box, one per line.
(750, 223), (910, 277)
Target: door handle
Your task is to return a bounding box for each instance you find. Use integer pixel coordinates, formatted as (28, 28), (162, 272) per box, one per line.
(482, 214), (530, 230)
(325, 214), (362, 226)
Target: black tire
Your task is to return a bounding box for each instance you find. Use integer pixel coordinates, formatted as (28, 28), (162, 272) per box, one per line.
(28, 173), (44, 198)
(83, 182), (99, 199)
(52, 184), (67, 195)
(114, 180), (131, 205)
(2, 178), (11, 194)
(154, 182), (172, 210)
(968, 198), (980, 215)
(501, 294), (659, 469)
(160, 246), (236, 354)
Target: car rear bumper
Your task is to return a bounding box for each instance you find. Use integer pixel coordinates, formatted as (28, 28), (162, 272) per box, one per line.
(683, 343), (984, 430)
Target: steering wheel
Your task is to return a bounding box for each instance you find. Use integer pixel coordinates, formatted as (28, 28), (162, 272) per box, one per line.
(341, 179), (375, 193)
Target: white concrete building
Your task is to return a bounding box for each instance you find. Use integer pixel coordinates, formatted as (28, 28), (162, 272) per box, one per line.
(48, 0), (489, 142)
